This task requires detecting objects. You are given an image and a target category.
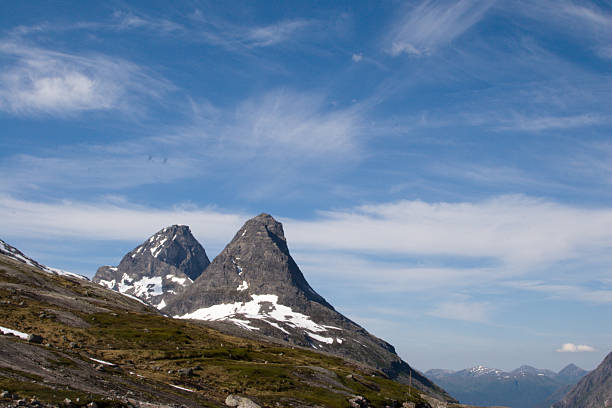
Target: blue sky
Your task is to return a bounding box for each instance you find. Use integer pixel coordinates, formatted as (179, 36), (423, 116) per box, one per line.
(2, 0), (612, 372)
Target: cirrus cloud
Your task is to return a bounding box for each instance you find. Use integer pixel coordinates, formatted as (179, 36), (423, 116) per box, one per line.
(0, 40), (172, 116)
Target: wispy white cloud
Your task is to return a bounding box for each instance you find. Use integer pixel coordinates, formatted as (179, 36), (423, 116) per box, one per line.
(428, 299), (492, 323)
(556, 343), (596, 353)
(110, 10), (183, 32)
(0, 41), (172, 116)
(0, 195), (245, 251)
(244, 20), (313, 47)
(0, 88), (361, 193)
(560, 3), (612, 27)
(286, 195), (612, 266)
(228, 89), (360, 157)
(511, 1), (612, 60)
(6, 194), (611, 275)
(293, 250), (494, 293)
(3, 194), (612, 306)
(192, 11), (316, 52)
(497, 113), (606, 131)
(352, 53), (363, 62)
(387, 0), (495, 56)
(507, 281), (612, 304)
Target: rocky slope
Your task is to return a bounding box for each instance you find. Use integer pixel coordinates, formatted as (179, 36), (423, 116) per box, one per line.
(0, 239), (86, 280)
(553, 351), (612, 408)
(0, 240), (472, 408)
(426, 364), (588, 408)
(164, 214), (453, 402)
(93, 225), (210, 309)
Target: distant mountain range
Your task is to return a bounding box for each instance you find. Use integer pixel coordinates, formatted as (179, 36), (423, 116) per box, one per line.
(426, 364), (588, 408)
(92, 213), (453, 402)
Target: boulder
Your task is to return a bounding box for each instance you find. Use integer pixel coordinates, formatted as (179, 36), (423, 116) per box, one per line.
(225, 394), (261, 408)
(27, 334), (43, 344)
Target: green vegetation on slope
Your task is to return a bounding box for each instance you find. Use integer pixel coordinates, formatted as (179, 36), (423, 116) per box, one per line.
(0, 255), (436, 407)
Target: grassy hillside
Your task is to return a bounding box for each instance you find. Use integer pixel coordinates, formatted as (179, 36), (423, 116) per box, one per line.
(0, 254), (474, 408)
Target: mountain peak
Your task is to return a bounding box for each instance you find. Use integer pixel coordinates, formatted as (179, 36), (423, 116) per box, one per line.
(465, 365), (503, 377)
(556, 363), (588, 384)
(236, 213), (287, 248)
(167, 214), (330, 313)
(93, 225), (210, 308)
(163, 214), (454, 402)
(558, 363), (580, 373)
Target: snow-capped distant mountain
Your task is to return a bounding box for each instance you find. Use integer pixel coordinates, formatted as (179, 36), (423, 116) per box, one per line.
(93, 225), (210, 309)
(511, 365), (557, 378)
(0, 238), (87, 280)
(465, 365), (505, 377)
(426, 364), (588, 408)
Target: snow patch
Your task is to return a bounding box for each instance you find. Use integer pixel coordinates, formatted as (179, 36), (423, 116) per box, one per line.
(117, 273), (134, 293)
(237, 280), (248, 291)
(168, 384), (194, 392)
(175, 294), (334, 335)
(228, 318), (259, 331)
(265, 321), (289, 334)
(90, 357), (116, 366)
(46, 267), (85, 280)
(468, 365), (503, 376)
(132, 276), (163, 298)
(150, 237), (168, 257)
(121, 293), (148, 305)
(307, 332), (333, 344)
(114, 274), (162, 299)
(232, 258), (243, 275)
(166, 274), (189, 286)
(0, 325), (29, 339)
(98, 279), (116, 289)
(157, 299), (167, 310)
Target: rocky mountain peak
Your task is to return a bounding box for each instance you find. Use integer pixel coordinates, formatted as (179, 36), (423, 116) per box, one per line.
(231, 213), (289, 256)
(558, 363), (581, 375)
(166, 214), (331, 313)
(245, 213), (285, 237)
(556, 363), (588, 384)
(93, 225), (210, 308)
(163, 214), (454, 402)
(554, 352), (612, 408)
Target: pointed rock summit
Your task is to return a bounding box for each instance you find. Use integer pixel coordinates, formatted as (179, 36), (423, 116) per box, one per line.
(93, 225), (210, 308)
(166, 213), (331, 313)
(554, 352), (611, 408)
(165, 214), (453, 402)
(556, 363), (588, 384)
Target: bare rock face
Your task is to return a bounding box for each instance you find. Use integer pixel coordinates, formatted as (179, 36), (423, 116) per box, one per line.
(165, 214), (453, 402)
(554, 351), (612, 408)
(93, 225), (210, 309)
